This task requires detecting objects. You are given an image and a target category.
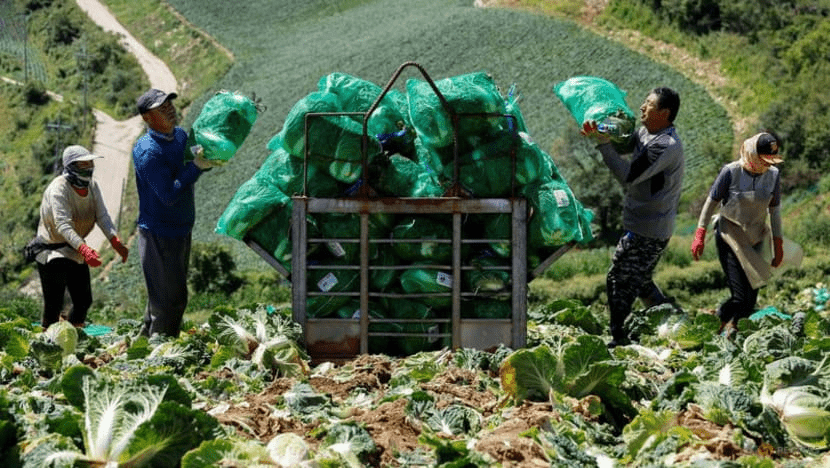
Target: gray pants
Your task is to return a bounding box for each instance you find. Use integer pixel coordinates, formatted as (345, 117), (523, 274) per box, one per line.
(138, 228), (191, 337)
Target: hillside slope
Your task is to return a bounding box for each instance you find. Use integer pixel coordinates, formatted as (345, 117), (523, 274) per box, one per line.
(141, 0), (731, 270)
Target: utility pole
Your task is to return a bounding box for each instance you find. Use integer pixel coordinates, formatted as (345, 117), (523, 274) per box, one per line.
(45, 117), (74, 173)
(75, 39), (94, 131)
(21, 14), (28, 83)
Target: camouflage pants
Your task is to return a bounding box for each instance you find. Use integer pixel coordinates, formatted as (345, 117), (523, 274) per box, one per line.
(607, 231), (669, 340)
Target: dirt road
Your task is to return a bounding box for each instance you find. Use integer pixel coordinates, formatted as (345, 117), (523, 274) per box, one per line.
(74, 0), (177, 250)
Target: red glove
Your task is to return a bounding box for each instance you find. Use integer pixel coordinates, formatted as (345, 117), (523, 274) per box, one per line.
(110, 236), (129, 263)
(691, 227), (706, 260)
(772, 236), (784, 267)
(78, 244), (101, 267)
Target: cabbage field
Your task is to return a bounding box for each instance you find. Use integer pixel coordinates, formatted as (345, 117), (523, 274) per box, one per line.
(2, 287), (830, 467)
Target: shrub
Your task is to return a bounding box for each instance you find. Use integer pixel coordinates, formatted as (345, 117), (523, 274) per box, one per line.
(23, 80), (49, 105)
(189, 242), (243, 295)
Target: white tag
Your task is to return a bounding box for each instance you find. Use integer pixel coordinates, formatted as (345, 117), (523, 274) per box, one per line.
(317, 272), (338, 292)
(428, 325), (440, 343)
(435, 272), (453, 288)
(553, 189), (570, 208)
(327, 242), (346, 257)
(190, 144), (203, 156)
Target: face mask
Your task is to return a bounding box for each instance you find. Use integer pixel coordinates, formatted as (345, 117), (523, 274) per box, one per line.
(65, 163), (93, 188)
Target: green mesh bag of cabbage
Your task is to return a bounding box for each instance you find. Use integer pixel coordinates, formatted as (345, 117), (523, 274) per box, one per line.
(553, 76), (636, 146)
(187, 90), (259, 163)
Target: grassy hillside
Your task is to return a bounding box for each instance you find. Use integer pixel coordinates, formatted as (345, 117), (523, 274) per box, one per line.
(145, 0), (731, 270)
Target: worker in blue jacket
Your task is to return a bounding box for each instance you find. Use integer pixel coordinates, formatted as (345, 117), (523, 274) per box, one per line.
(132, 88), (216, 337)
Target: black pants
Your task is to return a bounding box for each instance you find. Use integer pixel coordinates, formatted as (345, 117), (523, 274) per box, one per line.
(715, 232), (758, 324)
(607, 231), (669, 341)
(37, 258), (92, 329)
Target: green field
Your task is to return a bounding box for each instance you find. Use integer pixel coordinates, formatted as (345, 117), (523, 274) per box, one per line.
(144, 0), (731, 270)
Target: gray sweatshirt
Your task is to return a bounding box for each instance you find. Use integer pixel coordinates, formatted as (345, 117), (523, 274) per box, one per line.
(597, 125), (684, 240)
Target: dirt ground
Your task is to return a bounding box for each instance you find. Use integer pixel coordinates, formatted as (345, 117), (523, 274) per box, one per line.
(206, 353), (760, 467)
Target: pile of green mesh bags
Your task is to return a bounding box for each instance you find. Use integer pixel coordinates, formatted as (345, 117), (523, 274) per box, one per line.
(216, 71), (595, 355)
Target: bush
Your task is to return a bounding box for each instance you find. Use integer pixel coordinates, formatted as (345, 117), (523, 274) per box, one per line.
(188, 242), (243, 296)
(23, 81), (49, 105)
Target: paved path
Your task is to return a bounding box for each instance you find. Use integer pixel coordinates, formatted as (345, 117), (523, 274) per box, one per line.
(74, 0), (177, 250)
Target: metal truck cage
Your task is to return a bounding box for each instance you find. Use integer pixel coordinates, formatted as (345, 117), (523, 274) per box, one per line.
(246, 62), (572, 361)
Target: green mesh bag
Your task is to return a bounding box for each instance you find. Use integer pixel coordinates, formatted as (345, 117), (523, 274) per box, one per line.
(243, 203), (321, 272)
(188, 90), (258, 162)
(245, 204), (292, 270)
(553, 76), (636, 145)
(461, 299), (511, 319)
(380, 297), (441, 355)
(465, 256), (510, 293)
(306, 263), (360, 318)
(523, 178), (594, 246)
(399, 268), (452, 309)
(414, 136), (447, 178)
(317, 72), (407, 137)
(391, 216), (453, 263)
(407, 71), (506, 148)
(372, 154), (443, 197)
(215, 176), (290, 241)
(280, 91), (383, 184)
(257, 140), (340, 197)
(370, 245), (398, 292)
(316, 212), (393, 262)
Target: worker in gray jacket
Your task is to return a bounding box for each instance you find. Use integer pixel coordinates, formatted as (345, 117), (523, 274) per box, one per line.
(582, 87), (684, 347)
(691, 132), (784, 336)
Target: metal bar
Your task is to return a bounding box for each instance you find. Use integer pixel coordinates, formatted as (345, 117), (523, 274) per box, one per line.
(359, 211), (370, 354)
(291, 198), (309, 337)
(452, 212), (462, 348)
(244, 237), (291, 278)
(305, 197), (513, 214)
(530, 242), (577, 280)
(512, 198), (528, 348)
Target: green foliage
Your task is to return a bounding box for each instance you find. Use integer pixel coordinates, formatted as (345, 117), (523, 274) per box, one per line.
(188, 242), (243, 295)
(609, 0), (830, 182)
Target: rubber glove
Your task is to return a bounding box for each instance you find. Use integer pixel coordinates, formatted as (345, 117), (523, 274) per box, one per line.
(580, 120), (611, 145)
(78, 244), (101, 267)
(772, 236), (784, 267)
(109, 236), (129, 263)
(691, 227), (706, 260)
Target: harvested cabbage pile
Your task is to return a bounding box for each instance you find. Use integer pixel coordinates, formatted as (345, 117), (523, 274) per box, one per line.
(217, 71), (595, 351)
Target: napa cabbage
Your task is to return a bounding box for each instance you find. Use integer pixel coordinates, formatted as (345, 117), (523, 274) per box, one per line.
(24, 376), (219, 468)
(499, 335), (635, 427)
(760, 355), (830, 449)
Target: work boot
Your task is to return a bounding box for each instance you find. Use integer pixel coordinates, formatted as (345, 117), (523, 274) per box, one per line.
(640, 285), (673, 309)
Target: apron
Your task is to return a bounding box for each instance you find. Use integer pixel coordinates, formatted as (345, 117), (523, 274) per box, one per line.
(716, 190), (773, 290)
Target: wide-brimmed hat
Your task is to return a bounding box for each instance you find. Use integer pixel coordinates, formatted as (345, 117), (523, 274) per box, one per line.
(137, 88), (178, 114)
(756, 132), (783, 164)
(62, 145), (102, 167)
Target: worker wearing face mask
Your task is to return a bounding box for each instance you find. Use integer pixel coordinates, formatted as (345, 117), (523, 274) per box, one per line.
(34, 145), (129, 330)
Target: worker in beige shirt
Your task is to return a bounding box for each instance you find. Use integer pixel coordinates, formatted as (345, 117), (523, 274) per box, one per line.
(35, 145), (129, 330)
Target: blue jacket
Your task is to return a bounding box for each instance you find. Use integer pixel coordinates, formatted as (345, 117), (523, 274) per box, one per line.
(133, 127), (203, 237)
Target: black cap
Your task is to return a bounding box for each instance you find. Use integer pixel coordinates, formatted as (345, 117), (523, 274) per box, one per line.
(137, 88), (177, 114)
(756, 133), (783, 164)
